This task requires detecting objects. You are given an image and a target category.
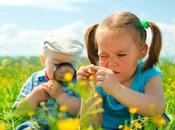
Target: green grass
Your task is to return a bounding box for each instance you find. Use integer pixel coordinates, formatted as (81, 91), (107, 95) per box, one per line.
(0, 57), (174, 130)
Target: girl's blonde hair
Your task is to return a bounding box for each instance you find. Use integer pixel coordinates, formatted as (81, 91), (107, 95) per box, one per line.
(85, 12), (162, 70)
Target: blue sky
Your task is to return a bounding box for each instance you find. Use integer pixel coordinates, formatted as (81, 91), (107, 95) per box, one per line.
(0, 0), (174, 57)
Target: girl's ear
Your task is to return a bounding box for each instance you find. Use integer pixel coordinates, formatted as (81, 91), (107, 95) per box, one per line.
(139, 44), (148, 59)
(39, 53), (46, 66)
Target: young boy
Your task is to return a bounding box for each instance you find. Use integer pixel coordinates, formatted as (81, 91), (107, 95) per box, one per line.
(13, 28), (84, 130)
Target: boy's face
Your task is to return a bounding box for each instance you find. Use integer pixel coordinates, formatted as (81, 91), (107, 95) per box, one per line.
(44, 48), (77, 80)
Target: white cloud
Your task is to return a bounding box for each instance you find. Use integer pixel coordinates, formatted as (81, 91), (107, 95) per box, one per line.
(0, 21), (174, 58)
(0, 24), (46, 56)
(0, 21), (86, 56)
(0, 0), (96, 11)
(158, 22), (175, 57)
(139, 22), (175, 58)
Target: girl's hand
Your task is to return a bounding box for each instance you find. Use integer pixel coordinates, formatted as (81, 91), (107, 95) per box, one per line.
(47, 80), (63, 99)
(77, 66), (90, 80)
(77, 65), (97, 91)
(77, 64), (96, 80)
(95, 66), (121, 96)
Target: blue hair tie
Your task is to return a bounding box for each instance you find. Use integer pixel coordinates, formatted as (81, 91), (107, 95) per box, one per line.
(139, 20), (149, 29)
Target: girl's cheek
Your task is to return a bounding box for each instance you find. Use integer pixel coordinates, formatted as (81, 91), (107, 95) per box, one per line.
(99, 60), (108, 67)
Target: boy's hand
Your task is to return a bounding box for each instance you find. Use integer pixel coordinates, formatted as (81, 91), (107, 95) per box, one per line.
(26, 84), (51, 107)
(47, 80), (63, 99)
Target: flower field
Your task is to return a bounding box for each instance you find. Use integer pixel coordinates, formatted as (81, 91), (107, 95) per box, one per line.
(0, 57), (174, 130)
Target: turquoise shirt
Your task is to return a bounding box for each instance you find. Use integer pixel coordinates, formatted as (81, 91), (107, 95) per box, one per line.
(96, 63), (162, 130)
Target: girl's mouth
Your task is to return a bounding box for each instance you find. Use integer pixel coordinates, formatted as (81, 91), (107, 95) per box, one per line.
(113, 71), (120, 74)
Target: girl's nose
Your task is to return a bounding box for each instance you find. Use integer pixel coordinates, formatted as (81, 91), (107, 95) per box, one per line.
(107, 58), (118, 69)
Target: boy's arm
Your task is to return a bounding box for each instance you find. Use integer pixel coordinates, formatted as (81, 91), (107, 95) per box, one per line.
(47, 80), (80, 116)
(55, 92), (81, 116)
(14, 72), (51, 114)
(55, 91), (103, 127)
(16, 84), (50, 114)
(14, 75), (36, 114)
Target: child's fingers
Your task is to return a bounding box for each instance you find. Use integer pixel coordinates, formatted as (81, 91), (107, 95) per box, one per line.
(96, 75), (104, 81)
(77, 70), (90, 77)
(88, 64), (99, 73)
(77, 75), (88, 80)
(96, 81), (103, 87)
(41, 83), (51, 93)
(43, 85), (50, 93)
(41, 83), (48, 87)
(96, 69), (106, 76)
(79, 66), (89, 73)
(78, 67), (90, 76)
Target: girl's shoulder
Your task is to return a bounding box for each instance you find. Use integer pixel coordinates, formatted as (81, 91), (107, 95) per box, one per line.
(137, 62), (162, 83)
(130, 63), (162, 92)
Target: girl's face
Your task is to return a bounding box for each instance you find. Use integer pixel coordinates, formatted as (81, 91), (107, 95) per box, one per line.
(96, 29), (144, 86)
(44, 48), (76, 80)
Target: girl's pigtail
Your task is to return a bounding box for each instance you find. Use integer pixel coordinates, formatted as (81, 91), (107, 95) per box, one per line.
(143, 22), (162, 70)
(84, 24), (99, 65)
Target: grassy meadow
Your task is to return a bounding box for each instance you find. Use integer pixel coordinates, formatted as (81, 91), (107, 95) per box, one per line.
(0, 57), (175, 130)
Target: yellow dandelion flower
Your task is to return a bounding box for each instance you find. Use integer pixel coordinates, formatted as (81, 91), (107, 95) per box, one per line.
(64, 72), (73, 82)
(118, 124), (123, 129)
(32, 121), (39, 127)
(172, 82), (175, 89)
(154, 117), (166, 125)
(0, 66), (3, 70)
(59, 105), (68, 112)
(97, 98), (103, 104)
(144, 116), (148, 121)
(2, 59), (9, 65)
(28, 111), (35, 117)
(89, 75), (95, 81)
(94, 93), (98, 98)
(123, 126), (132, 130)
(40, 102), (45, 107)
(27, 128), (32, 130)
(86, 126), (93, 130)
(57, 118), (80, 130)
(78, 80), (87, 86)
(129, 107), (138, 114)
(167, 78), (171, 81)
(134, 121), (142, 129)
(0, 123), (6, 130)
(58, 113), (65, 119)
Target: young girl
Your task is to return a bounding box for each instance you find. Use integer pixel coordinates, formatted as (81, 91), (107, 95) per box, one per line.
(77, 12), (166, 129)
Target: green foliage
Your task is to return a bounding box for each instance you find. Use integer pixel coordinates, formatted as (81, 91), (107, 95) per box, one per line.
(0, 57), (175, 130)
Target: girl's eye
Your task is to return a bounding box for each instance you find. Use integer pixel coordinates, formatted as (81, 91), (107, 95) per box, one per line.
(117, 54), (127, 57)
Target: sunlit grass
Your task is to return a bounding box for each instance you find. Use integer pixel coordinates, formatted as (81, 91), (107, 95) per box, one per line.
(0, 57), (175, 130)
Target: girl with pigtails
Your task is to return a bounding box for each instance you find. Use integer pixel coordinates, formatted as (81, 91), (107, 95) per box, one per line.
(77, 12), (168, 129)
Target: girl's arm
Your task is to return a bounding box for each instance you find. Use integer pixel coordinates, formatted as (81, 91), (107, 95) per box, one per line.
(112, 76), (165, 116)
